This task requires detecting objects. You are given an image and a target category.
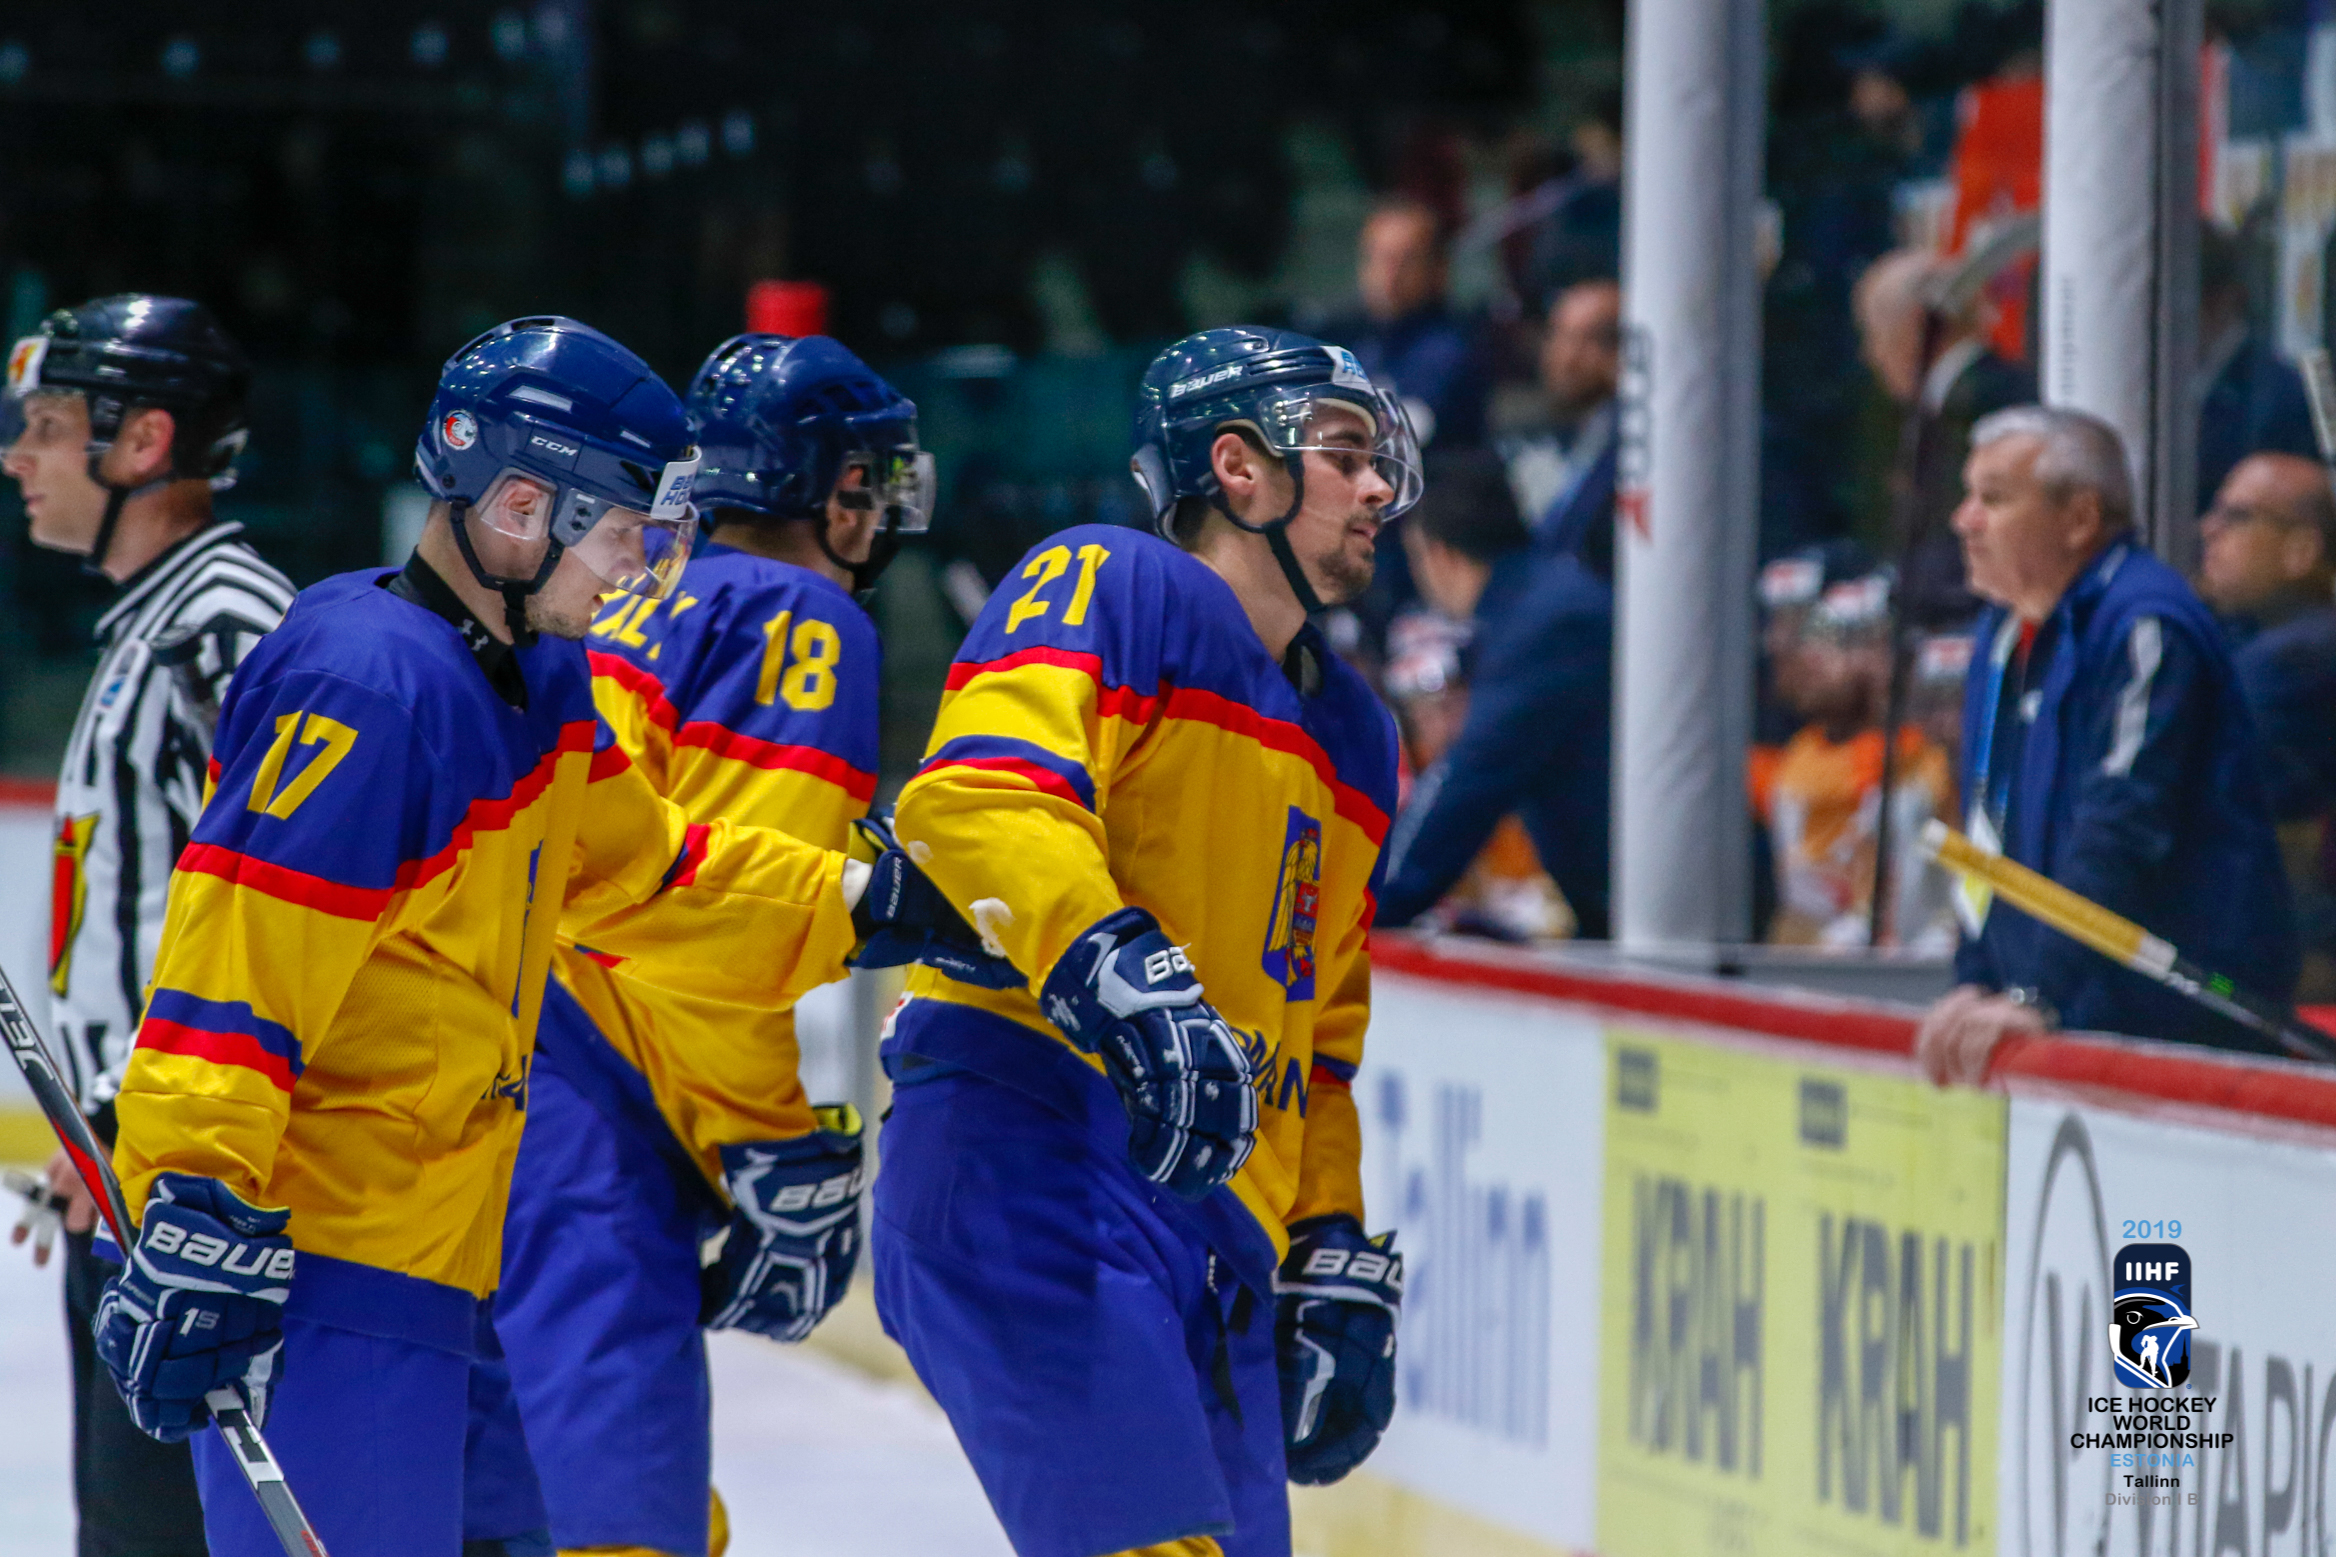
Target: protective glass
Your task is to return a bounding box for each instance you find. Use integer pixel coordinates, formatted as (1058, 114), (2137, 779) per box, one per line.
(1249, 384), (1424, 517)
(853, 433), (937, 535)
(473, 470), (696, 600)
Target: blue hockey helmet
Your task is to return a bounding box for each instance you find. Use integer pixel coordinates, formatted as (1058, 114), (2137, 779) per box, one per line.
(6, 294), (253, 575)
(1130, 326), (1422, 612)
(686, 334), (933, 590)
(415, 316), (699, 620)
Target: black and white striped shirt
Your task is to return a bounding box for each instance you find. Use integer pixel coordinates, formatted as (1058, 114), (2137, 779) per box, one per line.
(50, 521), (294, 1114)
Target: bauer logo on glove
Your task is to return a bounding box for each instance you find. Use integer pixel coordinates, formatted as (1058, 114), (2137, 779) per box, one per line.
(1039, 905), (1260, 1201)
(92, 1172), (295, 1443)
(1276, 1214), (1402, 1486)
(703, 1103), (867, 1345)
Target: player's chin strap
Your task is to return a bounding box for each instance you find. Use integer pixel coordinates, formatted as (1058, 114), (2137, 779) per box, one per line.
(79, 410), (177, 580)
(1211, 452), (1326, 617)
(447, 500), (565, 647)
(824, 477), (904, 596)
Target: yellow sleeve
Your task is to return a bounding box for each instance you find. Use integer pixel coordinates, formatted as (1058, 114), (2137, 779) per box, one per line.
(560, 741), (858, 1010)
(114, 674), (423, 1220)
(1287, 917), (1371, 1228)
(891, 655), (1137, 986)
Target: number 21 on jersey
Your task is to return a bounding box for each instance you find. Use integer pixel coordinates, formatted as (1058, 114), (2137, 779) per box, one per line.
(1007, 543), (1110, 633)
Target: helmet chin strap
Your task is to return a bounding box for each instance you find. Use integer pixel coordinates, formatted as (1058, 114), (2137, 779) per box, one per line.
(447, 501), (565, 648)
(821, 482), (901, 596)
(1211, 453), (1326, 617)
(79, 440), (174, 581)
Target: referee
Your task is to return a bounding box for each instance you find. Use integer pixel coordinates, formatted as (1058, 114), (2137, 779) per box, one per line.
(3, 297), (293, 1557)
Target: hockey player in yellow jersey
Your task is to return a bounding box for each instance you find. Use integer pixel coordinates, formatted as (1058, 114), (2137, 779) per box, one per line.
(94, 318), (980, 1557)
(875, 328), (1420, 1557)
(495, 333), (944, 1557)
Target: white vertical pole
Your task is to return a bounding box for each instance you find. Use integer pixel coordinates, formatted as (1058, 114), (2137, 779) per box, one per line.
(1614, 0), (1765, 953)
(2043, 0), (2201, 559)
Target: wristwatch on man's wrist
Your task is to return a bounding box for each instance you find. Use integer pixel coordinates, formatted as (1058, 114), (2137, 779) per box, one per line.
(1998, 985), (2058, 1029)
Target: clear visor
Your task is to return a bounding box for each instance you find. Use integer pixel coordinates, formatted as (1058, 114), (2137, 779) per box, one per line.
(853, 443), (937, 535)
(473, 471), (696, 601)
(1246, 384), (1424, 517)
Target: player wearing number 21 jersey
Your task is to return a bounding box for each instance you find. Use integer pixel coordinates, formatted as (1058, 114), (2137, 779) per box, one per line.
(877, 328), (1420, 1557)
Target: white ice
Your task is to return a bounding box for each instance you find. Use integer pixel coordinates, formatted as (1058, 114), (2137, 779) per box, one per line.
(0, 1242), (1011, 1556)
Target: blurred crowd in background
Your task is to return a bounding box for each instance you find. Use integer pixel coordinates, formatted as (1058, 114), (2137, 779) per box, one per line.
(6, 0), (2336, 975)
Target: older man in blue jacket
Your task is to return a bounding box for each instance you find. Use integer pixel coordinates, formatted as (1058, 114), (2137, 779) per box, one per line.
(1919, 406), (2299, 1084)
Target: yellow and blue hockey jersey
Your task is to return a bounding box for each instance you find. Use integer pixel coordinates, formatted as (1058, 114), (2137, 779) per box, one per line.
(556, 540), (880, 1183)
(112, 564), (859, 1300)
(889, 523), (1398, 1287)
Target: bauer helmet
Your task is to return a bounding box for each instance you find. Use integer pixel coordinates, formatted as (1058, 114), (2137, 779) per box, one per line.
(5, 295), (252, 575)
(414, 316), (698, 636)
(1130, 326), (1421, 612)
(685, 333), (932, 590)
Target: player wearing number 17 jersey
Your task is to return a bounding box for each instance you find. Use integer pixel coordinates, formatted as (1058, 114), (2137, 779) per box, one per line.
(877, 329), (1419, 1557)
(496, 334), (937, 1557)
(99, 319), (892, 1557)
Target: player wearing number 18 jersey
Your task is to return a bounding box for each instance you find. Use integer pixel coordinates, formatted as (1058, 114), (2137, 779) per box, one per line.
(877, 329), (1418, 1557)
(496, 334), (933, 1557)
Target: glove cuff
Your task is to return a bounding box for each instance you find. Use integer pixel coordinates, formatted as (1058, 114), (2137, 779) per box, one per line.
(1037, 906), (1167, 1044)
(148, 1172), (289, 1239)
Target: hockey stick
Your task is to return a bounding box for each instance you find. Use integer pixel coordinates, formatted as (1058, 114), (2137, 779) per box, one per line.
(0, 967), (329, 1557)
(1920, 820), (2336, 1064)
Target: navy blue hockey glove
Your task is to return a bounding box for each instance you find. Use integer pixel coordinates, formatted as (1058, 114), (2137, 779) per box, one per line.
(92, 1173), (294, 1442)
(1040, 907), (1259, 1201)
(847, 814), (1024, 990)
(703, 1104), (867, 1343)
(1276, 1215), (1402, 1485)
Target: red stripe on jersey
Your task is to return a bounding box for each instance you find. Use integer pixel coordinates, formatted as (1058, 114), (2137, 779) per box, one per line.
(179, 843), (397, 921)
(945, 644), (1104, 691)
(925, 753), (1090, 808)
(1158, 687), (1391, 845)
(206, 756), (222, 786)
(946, 649), (1387, 844)
(137, 1016), (299, 1093)
(665, 822), (712, 889)
(675, 721), (879, 802)
(404, 721), (599, 890)
(580, 948), (625, 969)
(588, 651), (681, 732)
(587, 742), (632, 782)
(1308, 1062), (1353, 1093)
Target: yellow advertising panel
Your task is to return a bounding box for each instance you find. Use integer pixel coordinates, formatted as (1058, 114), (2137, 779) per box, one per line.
(1597, 1029), (2007, 1557)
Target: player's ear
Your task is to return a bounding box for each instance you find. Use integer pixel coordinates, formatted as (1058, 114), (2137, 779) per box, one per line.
(114, 406), (179, 486)
(1210, 429), (1259, 499)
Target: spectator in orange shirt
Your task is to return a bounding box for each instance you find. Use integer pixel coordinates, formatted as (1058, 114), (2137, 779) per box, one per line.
(1756, 574), (1959, 948)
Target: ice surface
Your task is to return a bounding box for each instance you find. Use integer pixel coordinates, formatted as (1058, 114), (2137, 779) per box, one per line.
(0, 1246), (1010, 1556)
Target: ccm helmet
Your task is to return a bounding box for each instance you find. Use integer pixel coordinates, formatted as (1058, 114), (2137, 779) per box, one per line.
(1130, 326), (1421, 613)
(686, 333), (933, 592)
(414, 316), (698, 639)
(5, 295), (251, 576)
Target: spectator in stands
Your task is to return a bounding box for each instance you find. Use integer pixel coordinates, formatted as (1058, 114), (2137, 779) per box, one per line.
(2196, 451), (2336, 997)
(1853, 247), (2031, 626)
(2196, 222), (2316, 510)
(1519, 92), (1624, 304)
(1503, 277), (1619, 574)
(1918, 407), (2297, 1084)
(1378, 451), (1612, 937)
(1752, 575), (1958, 949)
(1329, 198), (1491, 451)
